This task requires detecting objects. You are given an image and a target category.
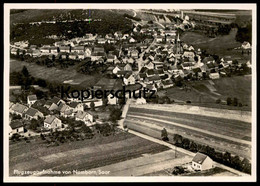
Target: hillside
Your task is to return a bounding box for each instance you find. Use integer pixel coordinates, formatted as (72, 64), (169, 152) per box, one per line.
(10, 9), (133, 45)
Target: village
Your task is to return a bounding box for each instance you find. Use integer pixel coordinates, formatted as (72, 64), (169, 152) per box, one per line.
(8, 9), (253, 177)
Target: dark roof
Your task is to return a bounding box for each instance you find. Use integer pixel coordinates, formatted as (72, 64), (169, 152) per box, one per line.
(202, 56), (215, 63)
(69, 102), (79, 108)
(192, 68), (202, 73)
(24, 107), (39, 117)
(51, 96), (61, 105)
(44, 115), (58, 124)
(147, 75), (161, 81)
(11, 103), (28, 114)
(147, 69), (156, 76)
(139, 73), (146, 78)
(192, 152), (208, 164)
(124, 73), (132, 79)
(162, 79), (174, 86)
(10, 120), (23, 129)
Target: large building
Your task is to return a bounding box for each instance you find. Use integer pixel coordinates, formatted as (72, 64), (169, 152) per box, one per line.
(182, 10), (236, 26)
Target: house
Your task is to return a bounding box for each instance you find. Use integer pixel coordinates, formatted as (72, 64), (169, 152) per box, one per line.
(122, 34), (129, 40)
(123, 63), (133, 71)
(130, 49), (139, 59)
(165, 30), (176, 36)
(32, 50), (41, 57)
(156, 36), (164, 43)
(241, 41), (251, 50)
(209, 72), (220, 79)
(59, 52), (67, 59)
(85, 47), (92, 57)
(71, 46), (84, 53)
(59, 46), (70, 53)
(40, 46), (50, 55)
(129, 37), (136, 43)
(75, 110), (93, 124)
(9, 103), (28, 117)
(27, 95), (37, 106)
(161, 79), (174, 89)
(69, 102), (84, 113)
(107, 93), (118, 105)
(202, 56), (215, 64)
(192, 152), (213, 171)
(123, 73), (136, 85)
(78, 51), (85, 60)
(135, 97), (147, 104)
(24, 107), (44, 120)
(146, 75), (161, 84)
(107, 54), (117, 63)
(44, 115), (62, 129)
(10, 120), (24, 134)
(69, 52), (78, 60)
(188, 46), (194, 51)
(44, 96), (65, 111)
(146, 69), (157, 77)
(114, 31), (123, 39)
(30, 45), (37, 50)
(91, 52), (106, 61)
(57, 103), (72, 116)
(50, 47), (58, 56)
(183, 51), (195, 60)
(112, 65), (123, 74)
(97, 38), (107, 44)
(145, 61), (155, 70)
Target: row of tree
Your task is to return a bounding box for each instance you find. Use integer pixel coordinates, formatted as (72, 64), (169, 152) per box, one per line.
(166, 133), (251, 174)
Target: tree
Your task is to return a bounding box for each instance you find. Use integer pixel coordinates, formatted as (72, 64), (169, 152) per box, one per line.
(233, 97), (238, 106)
(231, 155), (242, 170)
(226, 97), (232, 105)
(161, 128), (169, 141)
(241, 158), (251, 174)
(29, 119), (40, 131)
(90, 101), (95, 111)
(215, 99), (221, 104)
(223, 151), (232, 165)
(182, 138), (190, 149)
(189, 141), (198, 152)
(22, 66), (30, 77)
(109, 107), (122, 123)
(173, 134), (183, 146)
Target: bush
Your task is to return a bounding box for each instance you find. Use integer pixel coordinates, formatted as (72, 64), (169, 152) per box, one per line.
(215, 99), (221, 104)
(172, 166), (185, 175)
(226, 97), (232, 105)
(233, 97), (238, 106)
(238, 103), (243, 107)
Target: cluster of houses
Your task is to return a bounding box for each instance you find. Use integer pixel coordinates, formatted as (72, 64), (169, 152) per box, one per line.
(9, 92), (117, 137)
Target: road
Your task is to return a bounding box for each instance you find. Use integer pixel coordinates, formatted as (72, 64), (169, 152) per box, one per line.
(127, 114), (251, 146)
(124, 127), (249, 176)
(83, 150), (191, 176)
(118, 101), (250, 176)
(136, 38), (156, 72)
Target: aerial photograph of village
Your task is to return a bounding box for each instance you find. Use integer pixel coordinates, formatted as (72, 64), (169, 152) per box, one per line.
(6, 4), (255, 181)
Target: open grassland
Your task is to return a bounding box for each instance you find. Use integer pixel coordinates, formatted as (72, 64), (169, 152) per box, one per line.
(180, 28), (251, 61)
(164, 76), (251, 111)
(10, 59), (101, 88)
(9, 131), (170, 176)
(125, 105), (251, 159)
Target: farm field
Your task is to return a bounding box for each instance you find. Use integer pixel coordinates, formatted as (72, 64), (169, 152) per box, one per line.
(83, 150), (190, 176)
(9, 132), (170, 176)
(10, 59), (103, 88)
(180, 28), (251, 61)
(163, 76), (252, 111)
(125, 105), (251, 159)
(144, 166), (237, 176)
